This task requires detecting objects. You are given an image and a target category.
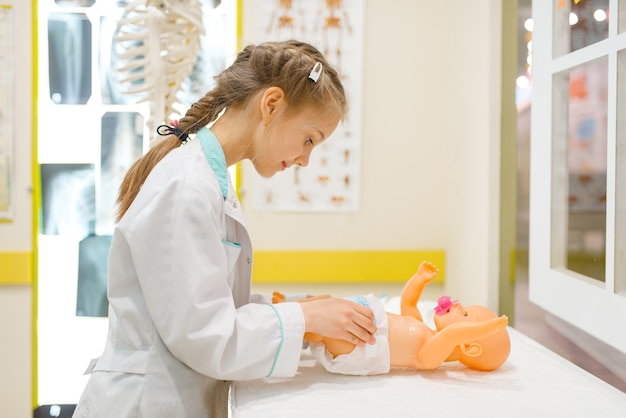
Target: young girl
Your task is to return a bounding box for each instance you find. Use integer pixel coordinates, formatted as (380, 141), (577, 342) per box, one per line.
(73, 40), (377, 418)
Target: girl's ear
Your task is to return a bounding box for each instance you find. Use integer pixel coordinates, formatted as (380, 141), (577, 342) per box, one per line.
(260, 86), (286, 123)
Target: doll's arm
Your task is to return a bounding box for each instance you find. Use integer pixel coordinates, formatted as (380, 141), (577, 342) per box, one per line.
(272, 291), (331, 304)
(400, 261), (439, 321)
(416, 315), (508, 370)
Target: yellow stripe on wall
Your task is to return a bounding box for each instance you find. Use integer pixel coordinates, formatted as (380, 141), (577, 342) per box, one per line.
(252, 250), (445, 283)
(0, 252), (32, 285)
(32, 0), (41, 407)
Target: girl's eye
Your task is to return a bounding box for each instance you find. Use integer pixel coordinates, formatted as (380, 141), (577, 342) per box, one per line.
(305, 138), (313, 145)
(463, 311), (468, 317)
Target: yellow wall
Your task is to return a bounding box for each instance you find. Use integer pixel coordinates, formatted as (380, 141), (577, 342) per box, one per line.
(253, 250), (445, 283)
(0, 252), (32, 285)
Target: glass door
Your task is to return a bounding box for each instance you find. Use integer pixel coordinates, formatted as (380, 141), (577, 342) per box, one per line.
(529, 0), (626, 352)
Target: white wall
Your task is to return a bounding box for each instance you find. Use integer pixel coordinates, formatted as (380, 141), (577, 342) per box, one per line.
(0, 288), (32, 417)
(242, 0), (503, 308)
(0, 1), (33, 417)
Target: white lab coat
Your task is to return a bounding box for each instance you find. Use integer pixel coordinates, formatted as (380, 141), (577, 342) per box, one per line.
(73, 129), (306, 418)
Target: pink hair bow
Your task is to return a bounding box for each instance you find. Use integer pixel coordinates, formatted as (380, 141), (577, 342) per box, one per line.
(434, 296), (458, 315)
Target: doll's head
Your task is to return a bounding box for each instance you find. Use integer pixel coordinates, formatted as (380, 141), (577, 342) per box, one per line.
(433, 296), (511, 371)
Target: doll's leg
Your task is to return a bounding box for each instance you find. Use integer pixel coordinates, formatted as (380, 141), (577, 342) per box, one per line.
(307, 335), (356, 357)
(416, 316), (508, 369)
(400, 261), (439, 321)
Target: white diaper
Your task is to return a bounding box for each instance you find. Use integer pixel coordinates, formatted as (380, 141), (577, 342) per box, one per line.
(309, 294), (390, 375)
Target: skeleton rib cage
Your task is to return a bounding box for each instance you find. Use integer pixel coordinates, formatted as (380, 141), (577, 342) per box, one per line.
(114, 0), (204, 144)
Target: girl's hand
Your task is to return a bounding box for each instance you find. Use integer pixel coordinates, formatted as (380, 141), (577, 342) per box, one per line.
(299, 297), (377, 346)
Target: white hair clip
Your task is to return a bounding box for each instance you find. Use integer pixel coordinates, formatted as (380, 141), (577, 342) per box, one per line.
(309, 62), (323, 83)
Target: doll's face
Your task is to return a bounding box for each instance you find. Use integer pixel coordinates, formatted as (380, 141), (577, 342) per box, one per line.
(433, 298), (497, 331)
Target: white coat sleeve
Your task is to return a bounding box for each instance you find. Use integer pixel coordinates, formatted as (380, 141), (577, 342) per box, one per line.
(124, 169), (305, 380)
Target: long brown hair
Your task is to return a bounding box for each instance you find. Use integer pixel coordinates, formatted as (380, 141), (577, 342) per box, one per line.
(116, 40), (347, 222)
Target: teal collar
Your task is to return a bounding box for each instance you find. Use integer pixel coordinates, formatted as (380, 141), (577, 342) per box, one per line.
(196, 127), (229, 199)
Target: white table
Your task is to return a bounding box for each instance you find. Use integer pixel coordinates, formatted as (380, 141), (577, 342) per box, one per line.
(230, 327), (626, 418)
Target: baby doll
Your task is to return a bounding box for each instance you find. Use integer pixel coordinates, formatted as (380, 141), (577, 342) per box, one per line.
(275, 261), (510, 375)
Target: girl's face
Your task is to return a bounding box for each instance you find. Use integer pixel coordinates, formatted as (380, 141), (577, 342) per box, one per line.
(252, 103), (341, 178)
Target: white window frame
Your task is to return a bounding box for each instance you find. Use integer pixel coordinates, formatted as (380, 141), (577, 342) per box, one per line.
(529, 0), (626, 352)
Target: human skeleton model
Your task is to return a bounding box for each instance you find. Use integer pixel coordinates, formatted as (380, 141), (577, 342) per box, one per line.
(114, 0), (204, 144)
(274, 261), (510, 372)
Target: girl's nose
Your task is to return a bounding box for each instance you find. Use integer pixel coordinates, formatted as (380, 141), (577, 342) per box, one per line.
(295, 148), (312, 167)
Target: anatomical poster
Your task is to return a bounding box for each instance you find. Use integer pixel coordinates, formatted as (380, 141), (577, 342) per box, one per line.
(249, 0), (364, 212)
(0, 6), (13, 220)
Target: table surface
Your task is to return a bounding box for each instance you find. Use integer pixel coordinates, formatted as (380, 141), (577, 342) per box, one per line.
(230, 327), (626, 418)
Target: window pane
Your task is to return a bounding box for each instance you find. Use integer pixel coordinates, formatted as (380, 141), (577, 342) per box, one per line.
(76, 234), (111, 318)
(620, 0), (626, 33)
(551, 57), (607, 281)
(99, 14), (132, 105)
(48, 13), (92, 104)
(616, 49), (626, 295)
(40, 163), (95, 238)
(553, 0), (609, 57)
(98, 112), (144, 233)
(56, 0), (96, 6)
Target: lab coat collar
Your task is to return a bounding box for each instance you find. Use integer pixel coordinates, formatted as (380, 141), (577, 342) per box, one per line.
(196, 127), (228, 199)
(196, 127), (245, 226)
